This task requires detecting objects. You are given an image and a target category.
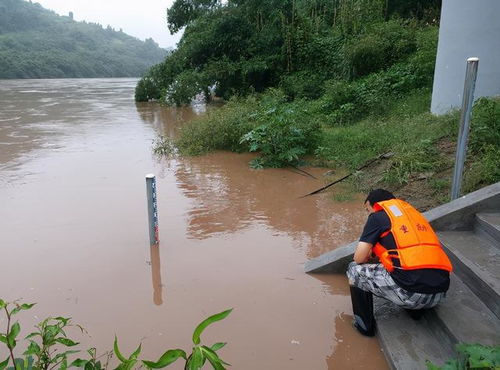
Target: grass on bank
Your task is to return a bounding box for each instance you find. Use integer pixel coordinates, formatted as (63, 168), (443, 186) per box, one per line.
(157, 88), (500, 204)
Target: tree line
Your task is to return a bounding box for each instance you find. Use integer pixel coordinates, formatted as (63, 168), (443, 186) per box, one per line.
(135, 0), (441, 104)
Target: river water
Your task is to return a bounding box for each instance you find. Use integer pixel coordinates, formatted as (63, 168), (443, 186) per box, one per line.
(0, 78), (388, 369)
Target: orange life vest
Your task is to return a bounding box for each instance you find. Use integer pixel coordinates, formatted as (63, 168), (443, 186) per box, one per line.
(371, 199), (453, 273)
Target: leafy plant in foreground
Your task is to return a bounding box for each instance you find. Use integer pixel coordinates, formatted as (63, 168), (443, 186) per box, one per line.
(0, 299), (87, 370)
(137, 308), (232, 370)
(1, 299), (232, 370)
(426, 343), (500, 370)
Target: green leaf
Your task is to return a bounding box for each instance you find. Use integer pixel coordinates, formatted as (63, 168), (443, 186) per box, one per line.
(70, 359), (88, 368)
(22, 356), (32, 370)
(186, 347), (204, 370)
(0, 357), (9, 370)
(23, 341), (41, 355)
(55, 338), (79, 347)
(53, 350), (79, 362)
(44, 325), (60, 344)
(0, 334), (6, 344)
(113, 336), (127, 363)
(201, 347), (225, 370)
(9, 304), (34, 316)
(192, 309), (232, 345)
(7, 322), (20, 348)
(60, 357), (68, 370)
(24, 333), (40, 340)
(142, 349), (187, 368)
(117, 359), (137, 370)
(87, 348), (96, 358)
(20, 304), (35, 310)
(9, 322), (21, 340)
(130, 343), (142, 360)
(53, 317), (70, 325)
(0, 300), (6, 309)
(202, 346), (230, 367)
(210, 343), (226, 352)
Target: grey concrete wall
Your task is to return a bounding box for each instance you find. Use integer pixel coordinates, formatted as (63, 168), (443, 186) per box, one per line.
(431, 0), (500, 115)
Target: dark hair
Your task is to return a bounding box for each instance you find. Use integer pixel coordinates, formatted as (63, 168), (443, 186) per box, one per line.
(365, 189), (395, 206)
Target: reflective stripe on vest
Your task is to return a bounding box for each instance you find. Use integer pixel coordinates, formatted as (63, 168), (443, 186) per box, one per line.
(371, 199), (453, 273)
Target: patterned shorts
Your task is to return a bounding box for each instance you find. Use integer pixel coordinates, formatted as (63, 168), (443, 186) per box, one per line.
(346, 262), (446, 309)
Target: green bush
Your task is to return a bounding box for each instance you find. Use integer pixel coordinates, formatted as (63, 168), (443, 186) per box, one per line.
(469, 97), (500, 153)
(280, 71), (326, 100)
(135, 76), (161, 102)
(346, 19), (417, 77)
(165, 70), (204, 106)
(174, 89), (320, 168)
(464, 145), (500, 193)
(240, 104), (321, 168)
(175, 95), (260, 155)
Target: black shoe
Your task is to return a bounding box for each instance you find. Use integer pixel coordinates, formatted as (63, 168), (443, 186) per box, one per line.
(405, 308), (425, 320)
(352, 318), (376, 337)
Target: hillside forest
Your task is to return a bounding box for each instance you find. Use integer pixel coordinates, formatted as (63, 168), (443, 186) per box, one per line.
(0, 0), (167, 78)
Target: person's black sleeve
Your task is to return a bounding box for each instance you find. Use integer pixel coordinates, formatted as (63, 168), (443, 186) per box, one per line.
(359, 213), (387, 245)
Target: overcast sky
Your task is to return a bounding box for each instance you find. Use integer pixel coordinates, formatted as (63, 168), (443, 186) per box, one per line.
(35, 0), (183, 48)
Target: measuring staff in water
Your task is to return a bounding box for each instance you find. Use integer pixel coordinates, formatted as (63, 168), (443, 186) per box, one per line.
(347, 189), (453, 336)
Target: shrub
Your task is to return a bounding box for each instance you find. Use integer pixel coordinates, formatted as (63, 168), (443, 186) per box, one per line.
(464, 145), (500, 193)
(164, 71), (205, 106)
(135, 76), (161, 102)
(240, 104), (321, 168)
(280, 71), (326, 100)
(469, 97), (500, 153)
(346, 19), (417, 77)
(174, 89), (320, 168)
(175, 95), (260, 155)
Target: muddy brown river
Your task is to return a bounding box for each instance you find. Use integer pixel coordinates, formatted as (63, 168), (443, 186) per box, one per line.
(0, 79), (388, 369)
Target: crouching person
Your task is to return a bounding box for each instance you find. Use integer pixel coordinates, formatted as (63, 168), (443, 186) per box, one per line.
(347, 189), (452, 336)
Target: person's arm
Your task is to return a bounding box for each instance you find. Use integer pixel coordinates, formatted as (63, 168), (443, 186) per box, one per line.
(353, 241), (373, 264)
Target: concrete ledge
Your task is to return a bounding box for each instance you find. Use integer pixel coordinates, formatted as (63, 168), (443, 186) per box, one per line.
(304, 241), (357, 273)
(304, 182), (500, 274)
(424, 182), (500, 230)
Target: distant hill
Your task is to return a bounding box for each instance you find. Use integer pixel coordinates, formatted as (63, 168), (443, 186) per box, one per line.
(0, 0), (168, 78)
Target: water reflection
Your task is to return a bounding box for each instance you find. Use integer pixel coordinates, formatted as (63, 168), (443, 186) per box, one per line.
(134, 98), (367, 258)
(326, 314), (389, 369)
(171, 153), (365, 258)
(149, 244), (163, 306)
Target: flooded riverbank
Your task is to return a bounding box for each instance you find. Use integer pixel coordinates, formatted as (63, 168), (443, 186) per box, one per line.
(0, 78), (388, 369)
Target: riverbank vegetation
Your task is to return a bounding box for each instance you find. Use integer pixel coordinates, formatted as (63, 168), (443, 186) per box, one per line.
(139, 0), (499, 205)
(0, 0), (167, 78)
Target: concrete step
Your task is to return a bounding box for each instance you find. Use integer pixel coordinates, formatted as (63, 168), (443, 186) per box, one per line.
(375, 274), (500, 370)
(475, 213), (500, 246)
(374, 298), (455, 370)
(429, 274), (500, 346)
(438, 230), (500, 319)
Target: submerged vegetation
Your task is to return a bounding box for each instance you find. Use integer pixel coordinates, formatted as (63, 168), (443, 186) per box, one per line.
(139, 0), (499, 201)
